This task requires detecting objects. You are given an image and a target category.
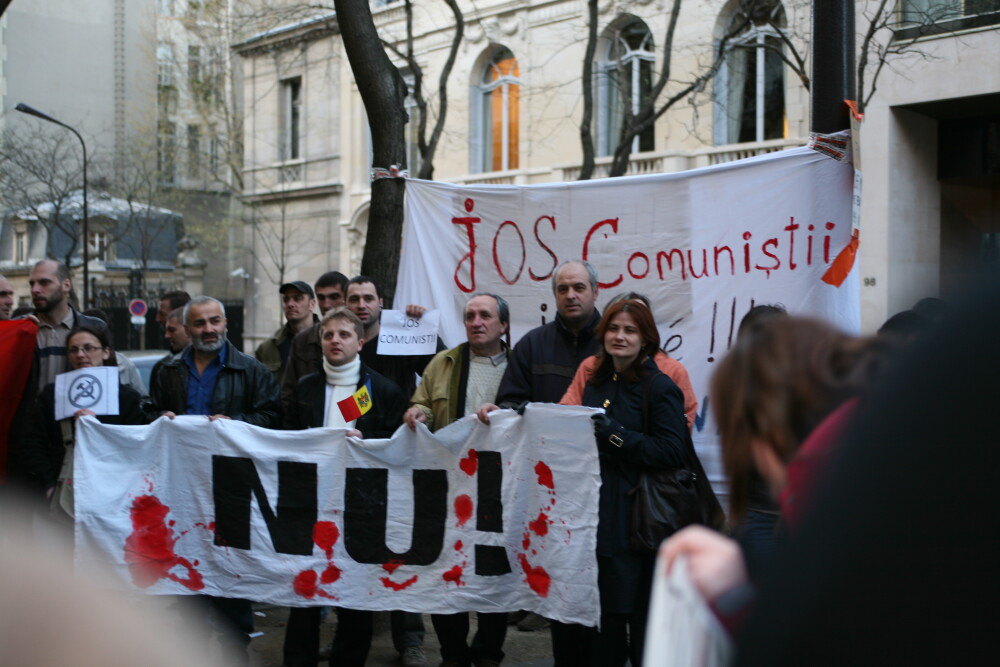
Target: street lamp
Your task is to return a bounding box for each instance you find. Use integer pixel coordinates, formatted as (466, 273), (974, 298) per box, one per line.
(15, 103), (91, 307)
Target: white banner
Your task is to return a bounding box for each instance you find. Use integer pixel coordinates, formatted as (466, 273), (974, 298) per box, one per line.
(74, 406), (601, 626)
(397, 146), (860, 494)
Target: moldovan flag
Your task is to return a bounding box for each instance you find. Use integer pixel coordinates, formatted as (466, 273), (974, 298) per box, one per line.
(338, 384), (372, 422)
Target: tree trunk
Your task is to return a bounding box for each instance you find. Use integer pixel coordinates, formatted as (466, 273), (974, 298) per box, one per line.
(577, 0), (599, 181)
(334, 0), (409, 306)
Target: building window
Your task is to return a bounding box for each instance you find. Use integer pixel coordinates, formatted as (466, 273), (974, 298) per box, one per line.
(281, 77), (303, 161)
(187, 124), (201, 179)
(14, 230), (28, 264)
(715, 4), (787, 145)
(188, 45), (202, 84)
(475, 48), (520, 173)
(897, 0), (1000, 36)
(209, 134), (220, 178)
(88, 229), (113, 262)
(402, 71), (420, 176)
(596, 19), (655, 156)
(157, 43), (174, 88)
(158, 121), (176, 184)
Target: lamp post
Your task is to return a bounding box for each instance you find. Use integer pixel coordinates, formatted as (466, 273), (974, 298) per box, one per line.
(15, 103), (91, 307)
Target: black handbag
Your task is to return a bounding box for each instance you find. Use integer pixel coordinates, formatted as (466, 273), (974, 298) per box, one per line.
(629, 374), (725, 551)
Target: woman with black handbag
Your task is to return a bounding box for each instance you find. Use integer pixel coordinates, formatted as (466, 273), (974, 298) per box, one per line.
(558, 297), (689, 666)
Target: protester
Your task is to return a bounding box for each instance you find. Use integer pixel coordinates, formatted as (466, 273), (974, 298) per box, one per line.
(156, 290), (191, 330)
(162, 307), (191, 357)
(560, 292), (698, 430)
(281, 271), (349, 415)
(730, 280), (996, 665)
(729, 304), (788, 578)
(556, 297), (687, 666)
(284, 307), (408, 667)
(346, 275), (444, 398)
(484, 260), (601, 414)
(20, 324), (146, 513)
(477, 259), (602, 635)
(256, 281), (318, 381)
(149, 307), (191, 391)
(0, 275), (15, 320)
(146, 295), (280, 666)
(661, 317), (886, 631)
(404, 293), (512, 667)
(26, 260), (108, 394)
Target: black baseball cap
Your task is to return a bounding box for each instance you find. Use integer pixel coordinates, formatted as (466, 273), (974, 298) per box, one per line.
(279, 281), (315, 299)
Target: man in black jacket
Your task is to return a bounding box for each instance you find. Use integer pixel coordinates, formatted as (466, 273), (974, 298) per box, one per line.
(283, 307), (407, 667)
(147, 295), (280, 665)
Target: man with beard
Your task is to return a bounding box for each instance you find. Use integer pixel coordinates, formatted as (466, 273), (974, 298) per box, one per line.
(0, 275), (14, 320)
(27, 260), (108, 394)
(147, 295), (280, 665)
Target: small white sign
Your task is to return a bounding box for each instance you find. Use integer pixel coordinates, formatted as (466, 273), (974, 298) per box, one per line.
(131, 315), (146, 326)
(54, 366), (120, 421)
(375, 309), (441, 356)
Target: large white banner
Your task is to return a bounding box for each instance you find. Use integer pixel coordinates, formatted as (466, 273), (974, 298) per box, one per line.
(74, 406), (601, 626)
(397, 146), (859, 493)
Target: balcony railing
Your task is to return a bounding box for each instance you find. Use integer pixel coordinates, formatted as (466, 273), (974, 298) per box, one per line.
(446, 138), (806, 186)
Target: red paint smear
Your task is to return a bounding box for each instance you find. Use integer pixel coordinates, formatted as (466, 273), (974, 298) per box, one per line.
(318, 589), (337, 600)
(518, 554), (551, 597)
(382, 559), (405, 574)
(294, 570), (318, 598)
(529, 512), (550, 537)
(522, 531), (531, 551)
(168, 520), (175, 527)
(314, 521), (340, 559)
(442, 565), (465, 586)
(459, 449), (479, 476)
(454, 494), (473, 526)
(194, 521), (216, 533)
(535, 461), (554, 489)
(123, 495), (204, 591)
(321, 563), (342, 584)
(381, 575), (418, 591)
(454, 540), (463, 551)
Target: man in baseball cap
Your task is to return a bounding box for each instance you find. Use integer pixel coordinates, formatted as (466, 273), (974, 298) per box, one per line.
(254, 280), (317, 382)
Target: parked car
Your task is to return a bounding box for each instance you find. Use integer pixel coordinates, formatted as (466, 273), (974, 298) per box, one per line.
(119, 350), (167, 388)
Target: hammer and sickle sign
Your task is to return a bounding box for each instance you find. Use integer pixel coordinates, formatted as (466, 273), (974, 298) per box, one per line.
(68, 374), (103, 409)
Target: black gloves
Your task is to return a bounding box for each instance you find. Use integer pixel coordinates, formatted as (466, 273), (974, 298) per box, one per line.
(591, 413), (625, 449)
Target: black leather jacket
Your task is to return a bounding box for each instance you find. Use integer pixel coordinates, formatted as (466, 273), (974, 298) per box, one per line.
(146, 340), (280, 428)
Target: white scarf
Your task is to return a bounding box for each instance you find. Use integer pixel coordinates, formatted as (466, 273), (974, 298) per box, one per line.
(323, 356), (361, 428)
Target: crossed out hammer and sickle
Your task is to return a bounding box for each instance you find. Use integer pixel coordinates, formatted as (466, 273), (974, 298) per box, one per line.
(69, 374), (102, 409)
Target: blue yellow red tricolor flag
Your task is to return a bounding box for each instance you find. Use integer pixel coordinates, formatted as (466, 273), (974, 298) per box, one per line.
(337, 380), (373, 422)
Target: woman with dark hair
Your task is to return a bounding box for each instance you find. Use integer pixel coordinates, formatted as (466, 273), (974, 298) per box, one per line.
(20, 324), (147, 512)
(660, 317), (885, 625)
(558, 298), (688, 666)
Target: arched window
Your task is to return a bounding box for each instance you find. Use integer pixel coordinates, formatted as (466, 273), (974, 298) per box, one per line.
(715, 3), (787, 145)
(474, 48), (520, 173)
(597, 18), (655, 156)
